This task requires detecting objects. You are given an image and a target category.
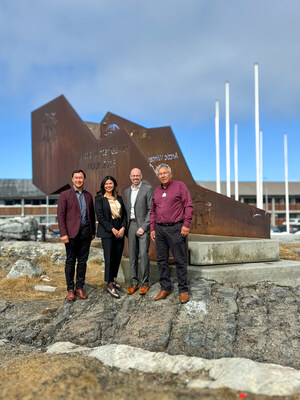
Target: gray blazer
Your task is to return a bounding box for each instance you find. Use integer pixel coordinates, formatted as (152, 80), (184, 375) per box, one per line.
(124, 182), (154, 233)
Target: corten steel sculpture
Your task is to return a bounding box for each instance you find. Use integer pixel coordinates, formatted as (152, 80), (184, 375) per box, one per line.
(32, 95), (270, 241)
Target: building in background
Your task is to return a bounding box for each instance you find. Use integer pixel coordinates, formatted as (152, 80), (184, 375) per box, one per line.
(0, 179), (59, 229)
(198, 181), (300, 227)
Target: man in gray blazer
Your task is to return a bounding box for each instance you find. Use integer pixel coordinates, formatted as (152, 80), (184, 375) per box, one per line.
(124, 168), (153, 295)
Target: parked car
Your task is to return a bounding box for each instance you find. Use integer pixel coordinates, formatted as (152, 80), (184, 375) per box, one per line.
(51, 229), (60, 238)
(270, 225), (280, 233)
(277, 224), (300, 233)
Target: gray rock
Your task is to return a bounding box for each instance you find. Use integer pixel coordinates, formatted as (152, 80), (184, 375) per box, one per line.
(7, 260), (46, 279)
(34, 285), (56, 292)
(0, 217), (38, 241)
(51, 251), (66, 264)
(47, 342), (300, 396)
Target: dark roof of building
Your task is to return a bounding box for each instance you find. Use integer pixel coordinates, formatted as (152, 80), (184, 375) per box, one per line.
(197, 181), (300, 196)
(0, 179), (46, 198)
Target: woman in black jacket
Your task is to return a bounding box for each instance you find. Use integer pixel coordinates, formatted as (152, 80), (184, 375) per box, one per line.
(95, 176), (127, 298)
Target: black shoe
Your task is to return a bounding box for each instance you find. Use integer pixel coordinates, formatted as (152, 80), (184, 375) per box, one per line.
(113, 281), (122, 290)
(107, 285), (120, 299)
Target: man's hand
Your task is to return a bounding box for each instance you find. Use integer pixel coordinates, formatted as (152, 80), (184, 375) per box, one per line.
(60, 235), (69, 244)
(150, 231), (155, 241)
(137, 228), (144, 235)
(91, 235), (95, 240)
(181, 226), (190, 237)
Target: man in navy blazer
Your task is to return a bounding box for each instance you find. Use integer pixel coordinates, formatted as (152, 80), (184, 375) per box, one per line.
(57, 169), (95, 301)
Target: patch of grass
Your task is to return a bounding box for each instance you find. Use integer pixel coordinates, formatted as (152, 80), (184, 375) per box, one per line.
(279, 243), (300, 261)
(0, 253), (105, 302)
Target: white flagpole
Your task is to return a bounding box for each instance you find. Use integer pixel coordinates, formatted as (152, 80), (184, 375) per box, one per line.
(254, 62), (261, 209)
(225, 81), (231, 197)
(260, 129), (263, 208)
(234, 124), (238, 201)
(284, 133), (290, 233)
(215, 100), (221, 194)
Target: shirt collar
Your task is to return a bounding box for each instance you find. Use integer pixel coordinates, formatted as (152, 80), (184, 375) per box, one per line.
(73, 186), (85, 194)
(131, 182), (142, 191)
(160, 179), (172, 190)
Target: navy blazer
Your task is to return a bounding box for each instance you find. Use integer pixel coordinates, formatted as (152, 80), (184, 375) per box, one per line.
(95, 195), (127, 239)
(57, 187), (96, 239)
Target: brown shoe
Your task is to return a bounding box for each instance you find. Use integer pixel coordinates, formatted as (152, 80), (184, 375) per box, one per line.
(179, 292), (189, 304)
(75, 289), (88, 299)
(66, 290), (75, 302)
(127, 284), (139, 295)
(139, 285), (149, 295)
(154, 290), (172, 301)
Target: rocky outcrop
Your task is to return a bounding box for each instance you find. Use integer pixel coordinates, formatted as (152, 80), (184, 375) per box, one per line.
(0, 217), (38, 241)
(0, 241), (300, 397)
(0, 279), (299, 370)
(47, 342), (300, 397)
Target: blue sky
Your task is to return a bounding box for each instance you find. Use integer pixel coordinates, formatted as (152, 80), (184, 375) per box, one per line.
(1, 0), (300, 182)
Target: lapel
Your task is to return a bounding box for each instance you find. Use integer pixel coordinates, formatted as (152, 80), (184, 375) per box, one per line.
(126, 187), (132, 210)
(134, 183), (144, 205)
(71, 187), (80, 213)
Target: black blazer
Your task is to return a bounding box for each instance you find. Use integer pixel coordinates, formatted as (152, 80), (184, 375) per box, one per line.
(95, 195), (127, 239)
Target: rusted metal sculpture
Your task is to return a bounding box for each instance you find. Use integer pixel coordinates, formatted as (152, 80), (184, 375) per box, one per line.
(32, 95), (270, 240)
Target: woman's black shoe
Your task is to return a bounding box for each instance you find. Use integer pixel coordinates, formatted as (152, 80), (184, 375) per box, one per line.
(113, 281), (122, 289)
(107, 284), (120, 298)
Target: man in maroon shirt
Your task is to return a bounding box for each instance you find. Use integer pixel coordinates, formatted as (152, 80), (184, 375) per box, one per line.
(150, 163), (193, 304)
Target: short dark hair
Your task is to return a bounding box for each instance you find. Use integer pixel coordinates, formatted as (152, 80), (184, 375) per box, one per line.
(97, 176), (118, 197)
(72, 169), (86, 178)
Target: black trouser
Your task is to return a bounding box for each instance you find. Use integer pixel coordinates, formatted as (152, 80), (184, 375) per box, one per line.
(102, 218), (124, 283)
(155, 222), (188, 293)
(65, 225), (92, 291)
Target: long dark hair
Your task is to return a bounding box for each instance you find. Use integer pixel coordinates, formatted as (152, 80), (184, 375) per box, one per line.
(97, 176), (118, 197)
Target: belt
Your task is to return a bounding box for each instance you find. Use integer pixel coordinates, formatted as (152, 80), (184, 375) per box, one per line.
(130, 219), (137, 222)
(80, 223), (90, 228)
(157, 220), (183, 227)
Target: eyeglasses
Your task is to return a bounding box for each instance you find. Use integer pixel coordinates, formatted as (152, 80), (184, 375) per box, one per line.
(158, 172), (170, 176)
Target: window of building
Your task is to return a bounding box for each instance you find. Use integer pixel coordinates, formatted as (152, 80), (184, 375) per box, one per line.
(243, 198), (256, 204)
(49, 199), (58, 205)
(32, 199), (41, 205)
(4, 199), (21, 206)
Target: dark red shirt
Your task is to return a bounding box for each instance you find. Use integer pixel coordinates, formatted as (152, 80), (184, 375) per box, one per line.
(150, 180), (193, 231)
